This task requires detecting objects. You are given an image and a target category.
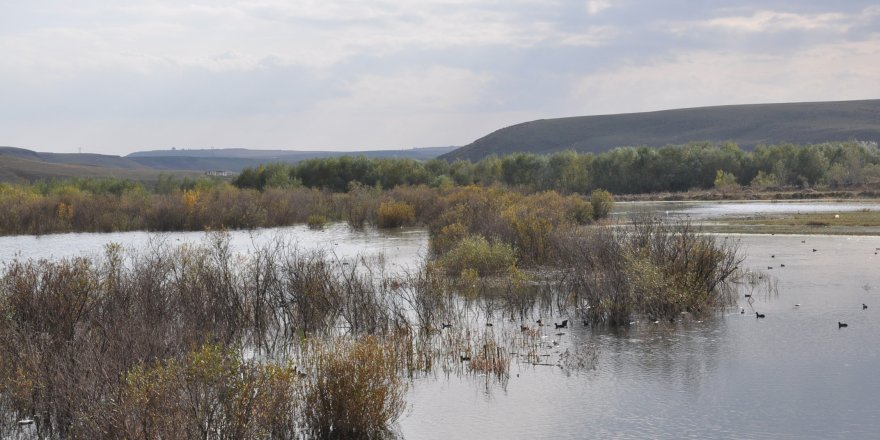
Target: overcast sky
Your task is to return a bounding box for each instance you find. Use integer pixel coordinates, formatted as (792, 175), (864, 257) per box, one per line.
(2, 1), (879, 154)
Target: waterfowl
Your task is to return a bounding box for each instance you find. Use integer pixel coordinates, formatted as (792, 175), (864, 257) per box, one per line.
(740, 307), (745, 314)
(838, 322), (848, 328)
(812, 249), (818, 252)
(486, 323), (493, 327)
(582, 320), (589, 327)
(768, 266), (773, 270)
(771, 255), (775, 258)
(863, 304), (868, 310)
(755, 312), (766, 318)
(460, 355), (471, 362)
(441, 323), (452, 329)
(744, 294), (752, 298)
(554, 319), (569, 329)
(536, 319), (543, 326)
(780, 264), (786, 267)
(520, 325), (529, 332)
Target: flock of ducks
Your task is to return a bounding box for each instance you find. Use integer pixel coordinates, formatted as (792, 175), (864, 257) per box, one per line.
(748, 242), (872, 329)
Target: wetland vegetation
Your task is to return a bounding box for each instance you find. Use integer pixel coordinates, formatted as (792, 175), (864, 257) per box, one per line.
(0, 209), (745, 438)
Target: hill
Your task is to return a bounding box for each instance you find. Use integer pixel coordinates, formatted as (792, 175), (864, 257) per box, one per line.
(441, 99), (880, 161)
(127, 146), (457, 171)
(0, 153), (199, 184)
(0, 145), (458, 182)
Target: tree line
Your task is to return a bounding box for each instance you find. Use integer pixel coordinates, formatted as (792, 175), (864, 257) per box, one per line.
(233, 141), (880, 194)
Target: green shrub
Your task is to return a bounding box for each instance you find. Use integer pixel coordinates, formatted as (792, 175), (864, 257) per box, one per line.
(590, 189), (614, 220)
(567, 196), (594, 225)
(438, 235), (517, 276)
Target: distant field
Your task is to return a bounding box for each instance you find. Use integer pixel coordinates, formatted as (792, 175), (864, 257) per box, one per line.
(442, 99), (880, 161)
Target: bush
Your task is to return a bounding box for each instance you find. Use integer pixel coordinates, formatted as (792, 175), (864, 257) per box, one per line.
(108, 345), (300, 440)
(377, 201), (415, 228)
(303, 337), (407, 439)
(590, 189), (614, 220)
(567, 196), (594, 225)
(438, 235), (517, 276)
(307, 214), (330, 229)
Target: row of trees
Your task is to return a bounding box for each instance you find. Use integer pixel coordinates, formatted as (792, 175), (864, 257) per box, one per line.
(233, 141), (880, 194)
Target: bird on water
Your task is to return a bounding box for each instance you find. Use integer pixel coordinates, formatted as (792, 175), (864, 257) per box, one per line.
(755, 312), (766, 318)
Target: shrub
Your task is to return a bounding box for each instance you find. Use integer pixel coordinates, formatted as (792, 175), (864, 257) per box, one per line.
(303, 337), (407, 439)
(567, 196), (594, 225)
(590, 189), (614, 220)
(377, 201), (415, 228)
(108, 344), (300, 440)
(438, 235), (517, 276)
(307, 214), (330, 229)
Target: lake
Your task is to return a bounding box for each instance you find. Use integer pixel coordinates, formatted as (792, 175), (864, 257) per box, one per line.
(2, 201), (879, 439)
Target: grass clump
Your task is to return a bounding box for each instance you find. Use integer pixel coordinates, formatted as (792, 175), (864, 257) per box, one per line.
(438, 235), (516, 276)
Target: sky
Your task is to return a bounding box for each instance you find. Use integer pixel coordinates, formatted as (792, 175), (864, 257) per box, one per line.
(1, 0), (879, 155)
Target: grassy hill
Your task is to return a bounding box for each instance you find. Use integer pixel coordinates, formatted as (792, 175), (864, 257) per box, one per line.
(441, 99), (880, 161)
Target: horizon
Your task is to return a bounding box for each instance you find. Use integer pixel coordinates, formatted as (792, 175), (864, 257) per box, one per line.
(2, 1), (879, 155)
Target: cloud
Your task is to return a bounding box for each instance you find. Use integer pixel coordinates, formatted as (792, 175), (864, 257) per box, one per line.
(585, 1), (611, 16)
(567, 36), (880, 116)
(2, 1), (880, 153)
(671, 5), (880, 35)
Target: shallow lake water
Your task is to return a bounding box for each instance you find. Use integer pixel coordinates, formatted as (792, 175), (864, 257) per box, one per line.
(2, 201), (879, 438)
(400, 233), (880, 439)
(615, 200), (880, 220)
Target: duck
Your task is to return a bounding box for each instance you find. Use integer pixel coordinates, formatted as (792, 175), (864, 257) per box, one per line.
(755, 312), (766, 318)
(740, 307), (745, 314)
(460, 355), (471, 362)
(838, 322), (848, 328)
(554, 319), (569, 329)
(441, 323), (452, 329)
(536, 319), (543, 326)
(520, 324), (529, 332)
(582, 320), (590, 327)
(863, 304), (868, 310)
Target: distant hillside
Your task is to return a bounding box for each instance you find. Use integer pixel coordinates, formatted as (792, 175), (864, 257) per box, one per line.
(441, 99), (880, 161)
(127, 146), (457, 171)
(0, 145), (458, 182)
(0, 147), (148, 169)
(0, 153), (198, 183)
